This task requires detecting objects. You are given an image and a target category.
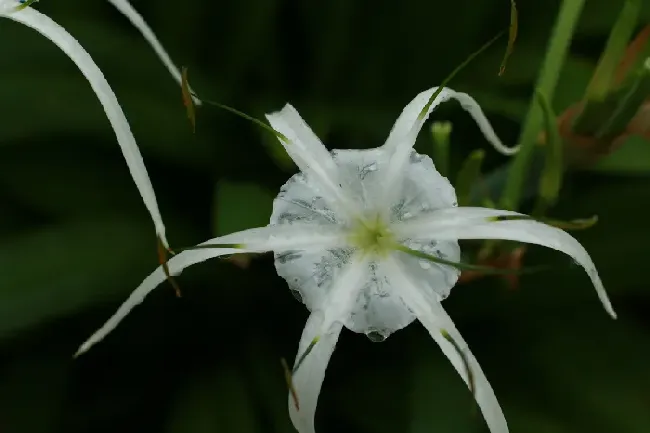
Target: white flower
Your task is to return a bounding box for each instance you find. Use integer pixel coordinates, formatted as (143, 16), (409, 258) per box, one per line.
(75, 86), (616, 433)
(1, 0), (177, 247)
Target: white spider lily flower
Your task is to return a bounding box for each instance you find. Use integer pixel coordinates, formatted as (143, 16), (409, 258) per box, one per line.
(105, 0), (200, 105)
(76, 87), (616, 433)
(1, 0), (169, 248)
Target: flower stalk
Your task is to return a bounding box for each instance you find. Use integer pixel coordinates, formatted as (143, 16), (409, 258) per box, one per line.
(500, 0), (586, 211)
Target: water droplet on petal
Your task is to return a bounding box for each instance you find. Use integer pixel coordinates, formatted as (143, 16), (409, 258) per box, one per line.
(290, 288), (303, 303)
(419, 260), (432, 270)
(365, 329), (388, 342)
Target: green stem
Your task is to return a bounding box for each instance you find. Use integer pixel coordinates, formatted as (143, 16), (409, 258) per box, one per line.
(392, 243), (547, 275)
(583, 0), (641, 101)
(533, 90), (563, 216)
(499, 0), (586, 210)
(431, 121), (452, 178)
(456, 149), (486, 207)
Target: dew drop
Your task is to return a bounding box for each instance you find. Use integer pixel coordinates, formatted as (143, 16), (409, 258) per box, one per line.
(419, 260), (432, 270)
(290, 288), (303, 303)
(365, 329), (387, 342)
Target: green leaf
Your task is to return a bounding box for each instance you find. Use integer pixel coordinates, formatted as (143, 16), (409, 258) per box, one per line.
(455, 149), (486, 207)
(499, 0), (518, 76)
(595, 59), (650, 140)
(0, 216), (157, 339)
(578, 0), (650, 35)
(181, 67), (197, 133)
(501, 0), (586, 211)
(394, 243), (547, 276)
(260, 128), (296, 172)
(430, 121), (452, 178)
(590, 134), (650, 174)
(541, 215), (598, 230)
(474, 44), (593, 89)
(165, 361), (262, 433)
(213, 180), (275, 236)
(573, 58), (650, 141)
(583, 0), (641, 101)
(534, 90), (564, 215)
(14, 0), (39, 11)
(457, 175), (650, 321)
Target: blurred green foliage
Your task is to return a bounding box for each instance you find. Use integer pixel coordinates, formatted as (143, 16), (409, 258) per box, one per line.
(1, 0), (650, 432)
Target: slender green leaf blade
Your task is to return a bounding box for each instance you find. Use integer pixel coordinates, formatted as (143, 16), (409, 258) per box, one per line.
(501, 0), (586, 210)
(499, 0), (518, 76)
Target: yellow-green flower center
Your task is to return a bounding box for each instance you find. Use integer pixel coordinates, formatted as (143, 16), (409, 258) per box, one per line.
(348, 215), (395, 257)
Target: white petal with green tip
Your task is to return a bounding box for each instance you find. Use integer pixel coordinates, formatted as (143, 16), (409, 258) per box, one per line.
(381, 87), (518, 216)
(76, 223), (348, 355)
(394, 207), (616, 318)
(289, 255), (369, 433)
(106, 0), (201, 104)
(266, 104), (357, 217)
(384, 256), (509, 433)
(1, 2), (170, 248)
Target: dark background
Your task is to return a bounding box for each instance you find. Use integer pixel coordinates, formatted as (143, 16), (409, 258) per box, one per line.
(1, 1), (649, 432)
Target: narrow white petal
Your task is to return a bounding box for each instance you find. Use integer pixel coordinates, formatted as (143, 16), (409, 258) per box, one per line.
(3, 6), (170, 248)
(0, 0), (14, 13)
(106, 0), (200, 104)
(382, 87), (517, 155)
(289, 314), (343, 433)
(380, 87), (517, 213)
(266, 105), (357, 218)
(75, 223), (345, 356)
(393, 207), (616, 318)
(393, 207), (523, 236)
(75, 244), (238, 357)
(289, 254), (370, 433)
(207, 222), (348, 252)
(383, 256), (508, 433)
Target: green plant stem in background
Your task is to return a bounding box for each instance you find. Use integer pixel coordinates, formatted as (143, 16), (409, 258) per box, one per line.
(593, 59), (650, 139)
(533, 91), (563, 216)
(430, 121), (452, 178)
(476, 6), (650, 205)
(499, 0), (518, 76)
(583, 0), (640, 101)
(456, 149), (486, 206)
(572, 0), (642, 138)
(500, 0), (586, 210)
(393, 244), (547, 276)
